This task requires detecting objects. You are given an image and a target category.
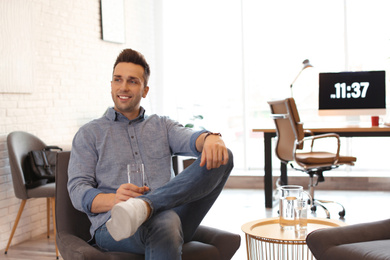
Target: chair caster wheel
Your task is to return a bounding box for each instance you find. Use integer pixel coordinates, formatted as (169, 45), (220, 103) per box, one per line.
(311, 205), (317, 212)
(339, 210), (345, 218)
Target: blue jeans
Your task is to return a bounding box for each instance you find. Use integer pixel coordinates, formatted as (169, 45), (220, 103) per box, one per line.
(95, 149), (233, 260)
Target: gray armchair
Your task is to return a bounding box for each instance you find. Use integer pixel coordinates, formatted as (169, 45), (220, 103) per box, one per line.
(55, 151), (241, 260)
(6, 131), (58, 258)
(306, 218), (390, 260)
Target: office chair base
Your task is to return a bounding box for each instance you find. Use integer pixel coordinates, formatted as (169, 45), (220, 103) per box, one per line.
(308, 172), (345, 219)
(311, 199), (346, 219)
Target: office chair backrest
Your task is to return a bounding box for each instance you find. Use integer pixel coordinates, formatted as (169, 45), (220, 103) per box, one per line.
(55, 151), (92, 242)
(268, 98), (304, 163)
(7, 131), (47, 200)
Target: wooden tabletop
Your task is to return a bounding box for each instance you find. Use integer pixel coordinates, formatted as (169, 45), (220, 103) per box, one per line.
(242, 217), (346, 242)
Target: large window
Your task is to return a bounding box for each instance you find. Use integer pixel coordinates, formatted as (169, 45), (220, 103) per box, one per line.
(160, 0), (390, 176)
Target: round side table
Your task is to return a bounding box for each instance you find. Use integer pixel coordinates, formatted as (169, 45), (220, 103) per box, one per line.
(241, 217), (346, 260)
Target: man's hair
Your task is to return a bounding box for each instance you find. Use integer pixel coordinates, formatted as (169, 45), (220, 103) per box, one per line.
(113, 49), (151, 87)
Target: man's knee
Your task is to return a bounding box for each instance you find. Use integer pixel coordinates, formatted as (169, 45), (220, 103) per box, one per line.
(221, 148), (234, 176)
(142, 210), (183, 258)
(147, 210), (183, 243)
(226, 148), (234, 168)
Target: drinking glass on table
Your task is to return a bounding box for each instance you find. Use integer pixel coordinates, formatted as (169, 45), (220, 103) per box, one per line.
(294, 198), (309, 238)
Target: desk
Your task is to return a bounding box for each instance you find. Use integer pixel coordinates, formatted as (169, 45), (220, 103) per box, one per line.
(253, 126), (390, 208)
(241, 217), (346, 260)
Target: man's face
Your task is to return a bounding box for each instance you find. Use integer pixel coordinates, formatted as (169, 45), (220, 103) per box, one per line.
(111, 62), (149, 120)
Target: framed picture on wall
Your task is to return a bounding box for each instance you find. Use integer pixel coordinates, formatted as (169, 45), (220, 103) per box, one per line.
(0, 0), (34, 93)
(100, 0), (125, 44)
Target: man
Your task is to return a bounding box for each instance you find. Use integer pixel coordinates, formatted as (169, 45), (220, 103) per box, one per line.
(68, 48), (233, 259)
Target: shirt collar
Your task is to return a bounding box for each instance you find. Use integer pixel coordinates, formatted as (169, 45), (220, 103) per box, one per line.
(105, 107), (146, 123)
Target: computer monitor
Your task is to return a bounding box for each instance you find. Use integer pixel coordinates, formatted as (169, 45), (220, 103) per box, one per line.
(318, 70), (386, 116)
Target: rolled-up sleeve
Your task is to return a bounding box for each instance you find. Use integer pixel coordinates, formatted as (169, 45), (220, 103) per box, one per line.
(190, 130), (208, 155)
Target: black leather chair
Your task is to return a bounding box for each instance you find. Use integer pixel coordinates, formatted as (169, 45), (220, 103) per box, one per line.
(307, 218), (390, 260)
(55, 151), (240, 260)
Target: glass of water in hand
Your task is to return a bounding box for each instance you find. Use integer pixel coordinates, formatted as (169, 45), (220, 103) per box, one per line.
(127, 163), (144, 187)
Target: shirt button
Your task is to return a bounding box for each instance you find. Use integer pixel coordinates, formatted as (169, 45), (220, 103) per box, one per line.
(131, 136), (134, 139)
(135, 152), (138, 155)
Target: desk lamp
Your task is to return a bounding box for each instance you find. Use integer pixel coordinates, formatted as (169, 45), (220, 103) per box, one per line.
(290, 59), (313, 97)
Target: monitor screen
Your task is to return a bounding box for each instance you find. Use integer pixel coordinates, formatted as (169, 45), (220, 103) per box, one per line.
(318, 70), (386, 116)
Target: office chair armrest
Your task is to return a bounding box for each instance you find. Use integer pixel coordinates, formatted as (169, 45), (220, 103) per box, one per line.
(298, 133), (341, 162)
(299, 133), (340, 149)
(304, 129), (314, 136)
(304, 133), (340, 142)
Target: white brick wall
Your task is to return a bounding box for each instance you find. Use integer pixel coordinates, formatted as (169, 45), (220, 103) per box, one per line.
(0, 0), (157, 250)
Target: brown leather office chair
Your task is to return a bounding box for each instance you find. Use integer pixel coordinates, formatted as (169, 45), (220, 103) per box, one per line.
(56, 151), (241, 260)
(268, 98), (356, 218)
(6, 131), (59, 258)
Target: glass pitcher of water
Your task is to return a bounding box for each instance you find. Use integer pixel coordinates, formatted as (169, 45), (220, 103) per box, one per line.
(278, 185), (312, 230)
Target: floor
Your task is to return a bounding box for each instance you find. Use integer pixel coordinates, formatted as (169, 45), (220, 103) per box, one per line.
(2, 188), (390, 260)
(202, 189), (390, 260)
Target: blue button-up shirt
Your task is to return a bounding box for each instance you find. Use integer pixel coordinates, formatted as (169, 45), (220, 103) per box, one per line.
(68, 107), (206, 239)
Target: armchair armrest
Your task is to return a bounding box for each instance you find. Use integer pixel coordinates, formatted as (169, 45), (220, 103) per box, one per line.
(192, 225), (241, 260)
(307, 218), (390, 260)
(56, 232), (143, 260)
(56, 232), (107, 260)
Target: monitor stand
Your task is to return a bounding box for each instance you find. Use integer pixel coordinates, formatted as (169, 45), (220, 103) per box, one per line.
(346, 115), (361, 126)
